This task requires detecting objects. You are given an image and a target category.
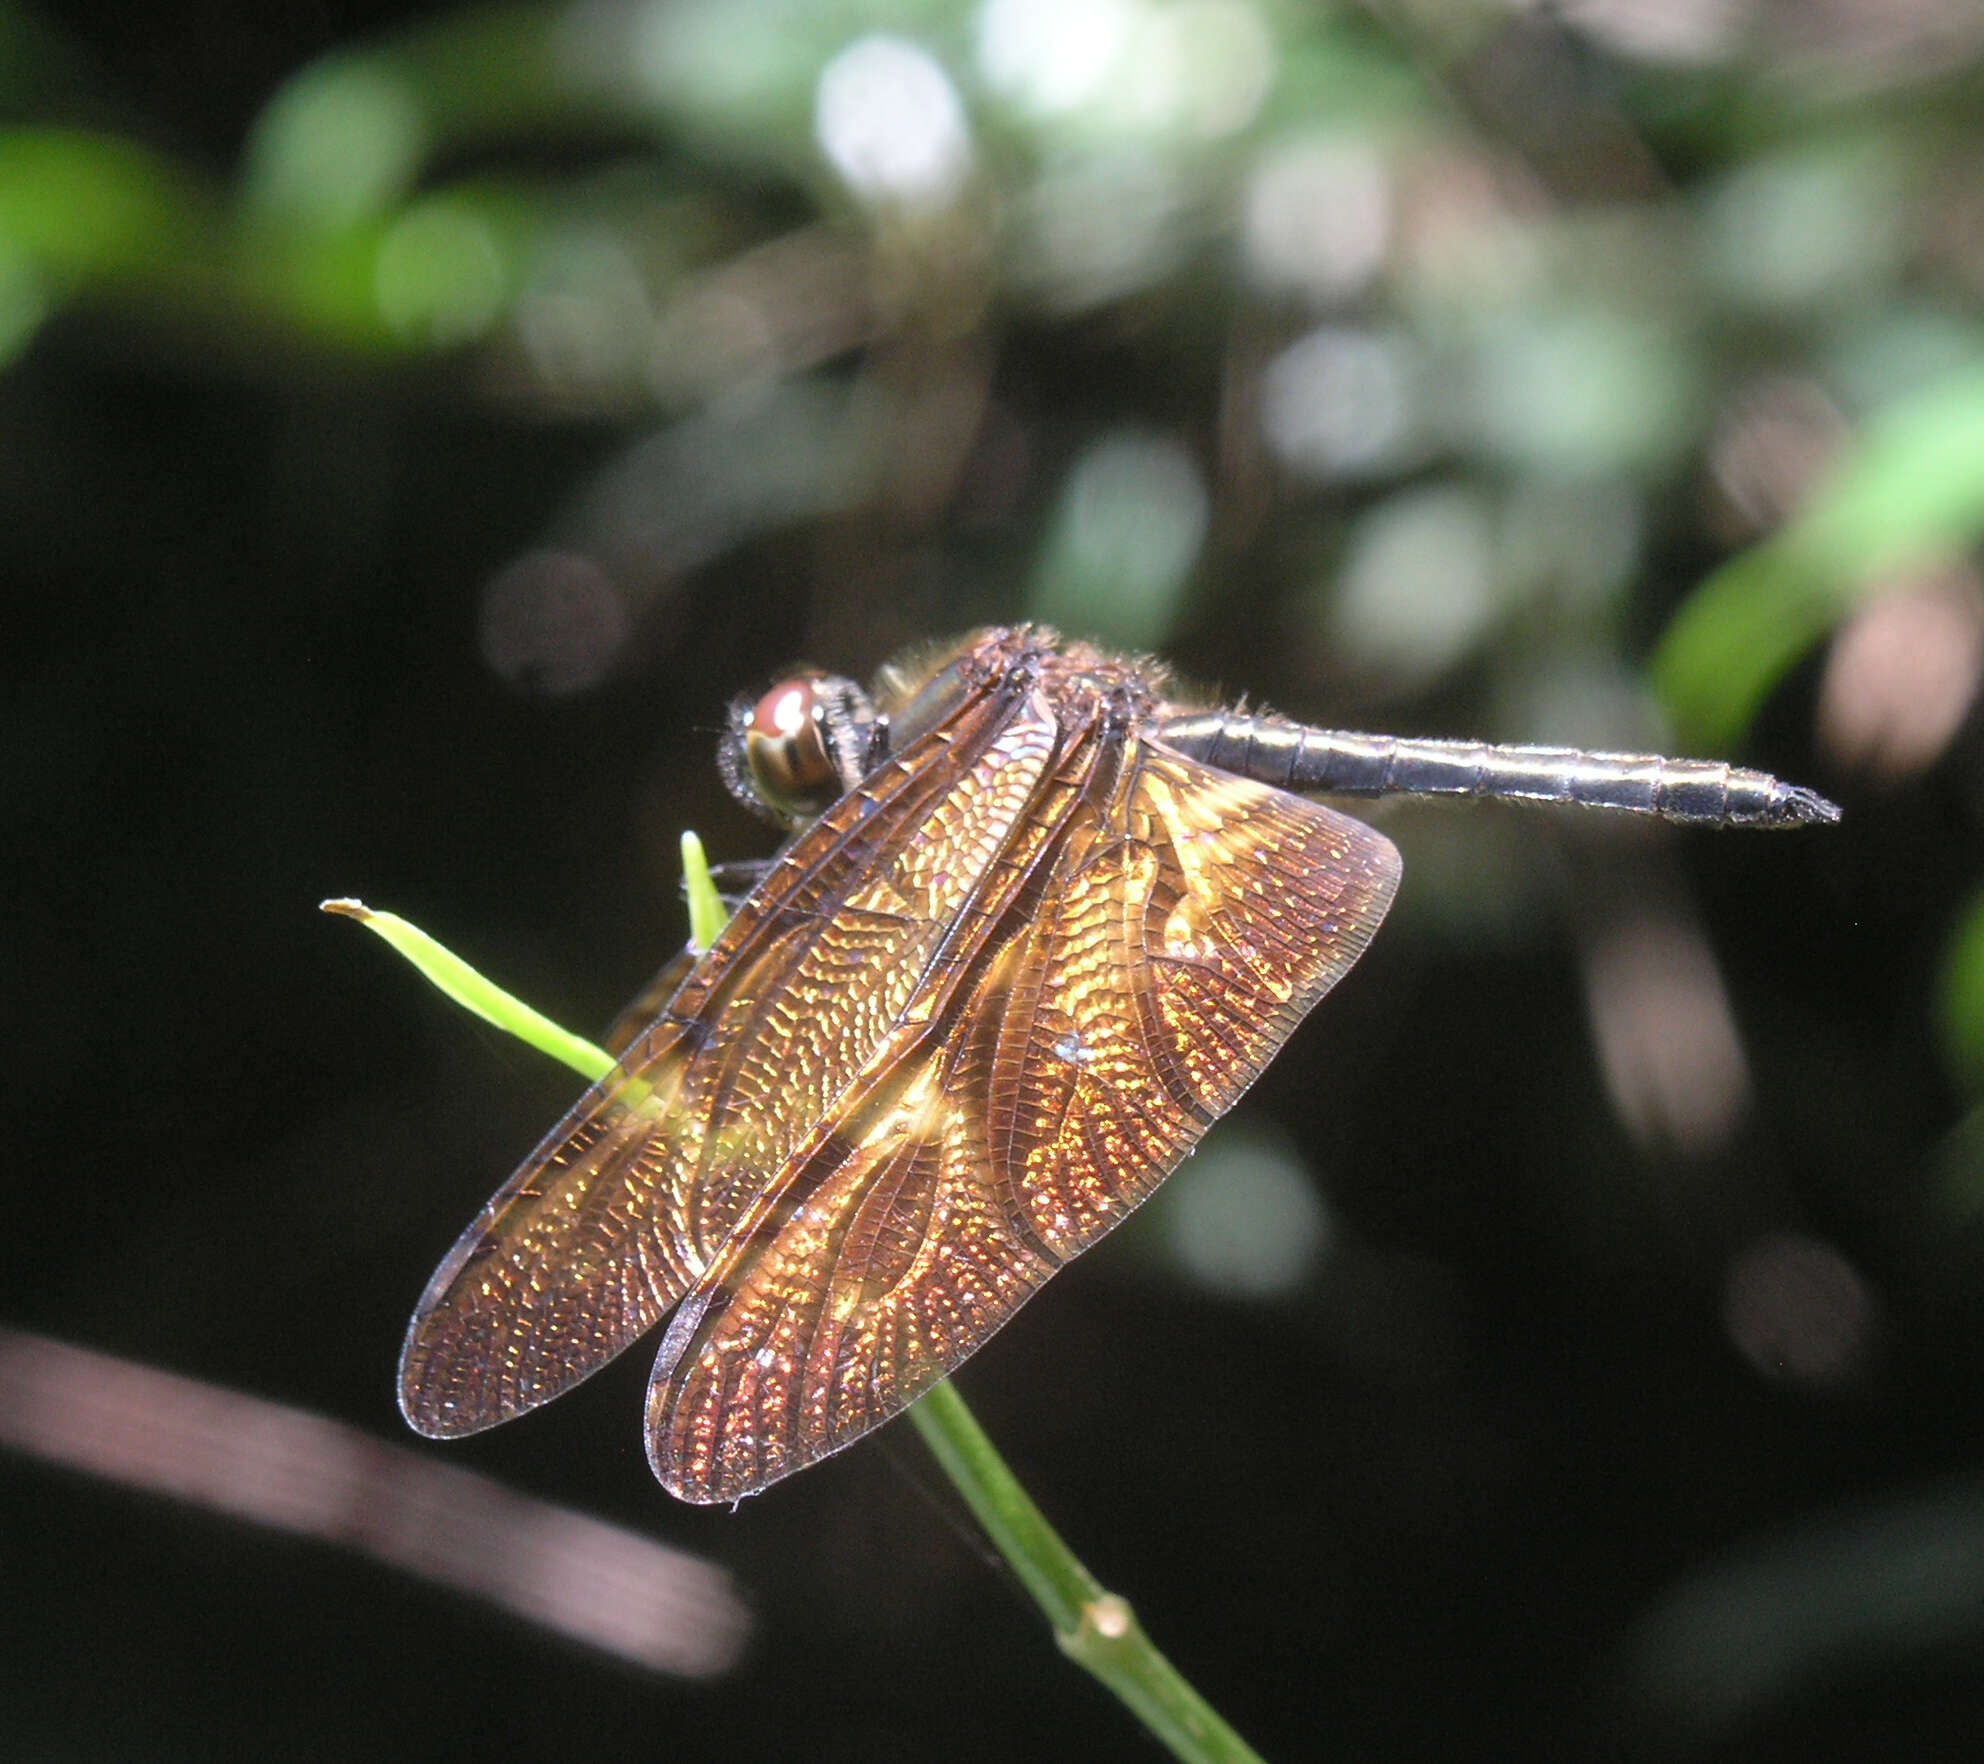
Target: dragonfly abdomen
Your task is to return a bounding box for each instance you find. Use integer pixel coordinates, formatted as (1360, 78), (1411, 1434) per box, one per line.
(1155, 714), (1840, 829)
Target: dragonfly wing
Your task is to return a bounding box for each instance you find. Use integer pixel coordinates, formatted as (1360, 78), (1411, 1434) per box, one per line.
(398, 1029), (702, 1437)
(398, 662), (1062, 1438)
(648, 735), (1402, 1501)
(978, 742), (1402, 1260)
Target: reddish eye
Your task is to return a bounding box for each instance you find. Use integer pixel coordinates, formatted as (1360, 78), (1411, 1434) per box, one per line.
(744, 677), (841, 818)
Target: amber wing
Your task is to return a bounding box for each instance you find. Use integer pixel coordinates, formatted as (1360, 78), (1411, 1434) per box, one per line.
(398, 659), (1069, 1437)
(647, 733), (1401, 1502)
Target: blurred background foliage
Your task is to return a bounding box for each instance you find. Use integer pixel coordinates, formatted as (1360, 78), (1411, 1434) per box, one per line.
(8, 0), (1984, 1758)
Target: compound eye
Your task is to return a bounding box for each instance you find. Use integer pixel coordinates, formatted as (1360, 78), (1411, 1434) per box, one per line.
(743, 676), (840, 819)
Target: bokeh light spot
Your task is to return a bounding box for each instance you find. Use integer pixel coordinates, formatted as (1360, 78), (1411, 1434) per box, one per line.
(1723, 1232), (1878, 1389)
(480, 550), (633, 696)
(1165, 1128), (1329, 1299)
(1324, 485), (1497, 686)
(1583, 914), (1750, 1157)
(1123, 0), (1274, 140)
(1564, 0), (1750, 66)
(1708, 375), (1847, 537)
(1261, 325), (1415, 479)
(1469, 309), (1698, 475)
(1019, 152), (1185, 308)
(1243, 137), (1389, 303)
(1028, 429), (1206, 647)
(815, 36), (972, 212)
(977, 0), (1135, 114)
(1705, 144), (1906, 313)
(374, 200), (507, 348)
(1818, 563), (1984, 782)
(515, 232), (654, 399)
(245, 57), (427, 227)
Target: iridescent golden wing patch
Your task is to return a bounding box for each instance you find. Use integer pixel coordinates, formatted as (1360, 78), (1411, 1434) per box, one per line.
(646, 734), (1399, 1502)
(397, 659), (1067, 1438)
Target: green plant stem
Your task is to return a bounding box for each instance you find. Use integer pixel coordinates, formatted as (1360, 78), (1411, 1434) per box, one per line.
(908, 1382), (1268, 1764)
(326, 845), (1268, 1764)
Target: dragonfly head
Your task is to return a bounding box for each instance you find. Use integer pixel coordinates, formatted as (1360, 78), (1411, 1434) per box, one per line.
(719, 669), (880, 826)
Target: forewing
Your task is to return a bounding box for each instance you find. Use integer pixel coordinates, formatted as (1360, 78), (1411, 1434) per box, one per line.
(648, 736), (1401, 1501)
(398, 666), (1060, 1439)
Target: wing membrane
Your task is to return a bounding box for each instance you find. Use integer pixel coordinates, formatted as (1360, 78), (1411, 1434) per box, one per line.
(982, 744), (1401, 1257)
(649, 734), (1401, 1501)
(398, 662), (1062, 1438)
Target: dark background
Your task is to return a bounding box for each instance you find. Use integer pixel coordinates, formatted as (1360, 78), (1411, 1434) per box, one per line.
(7, 2), (1984, 1758)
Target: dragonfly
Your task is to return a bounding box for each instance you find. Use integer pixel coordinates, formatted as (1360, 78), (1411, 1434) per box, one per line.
(399, 626), (1837, 1502)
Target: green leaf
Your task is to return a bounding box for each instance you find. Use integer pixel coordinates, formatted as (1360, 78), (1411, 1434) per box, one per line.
(319, 897), (614, 1082)
(1654, 358), (1984, 747)
(682, 829), (728, 952)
